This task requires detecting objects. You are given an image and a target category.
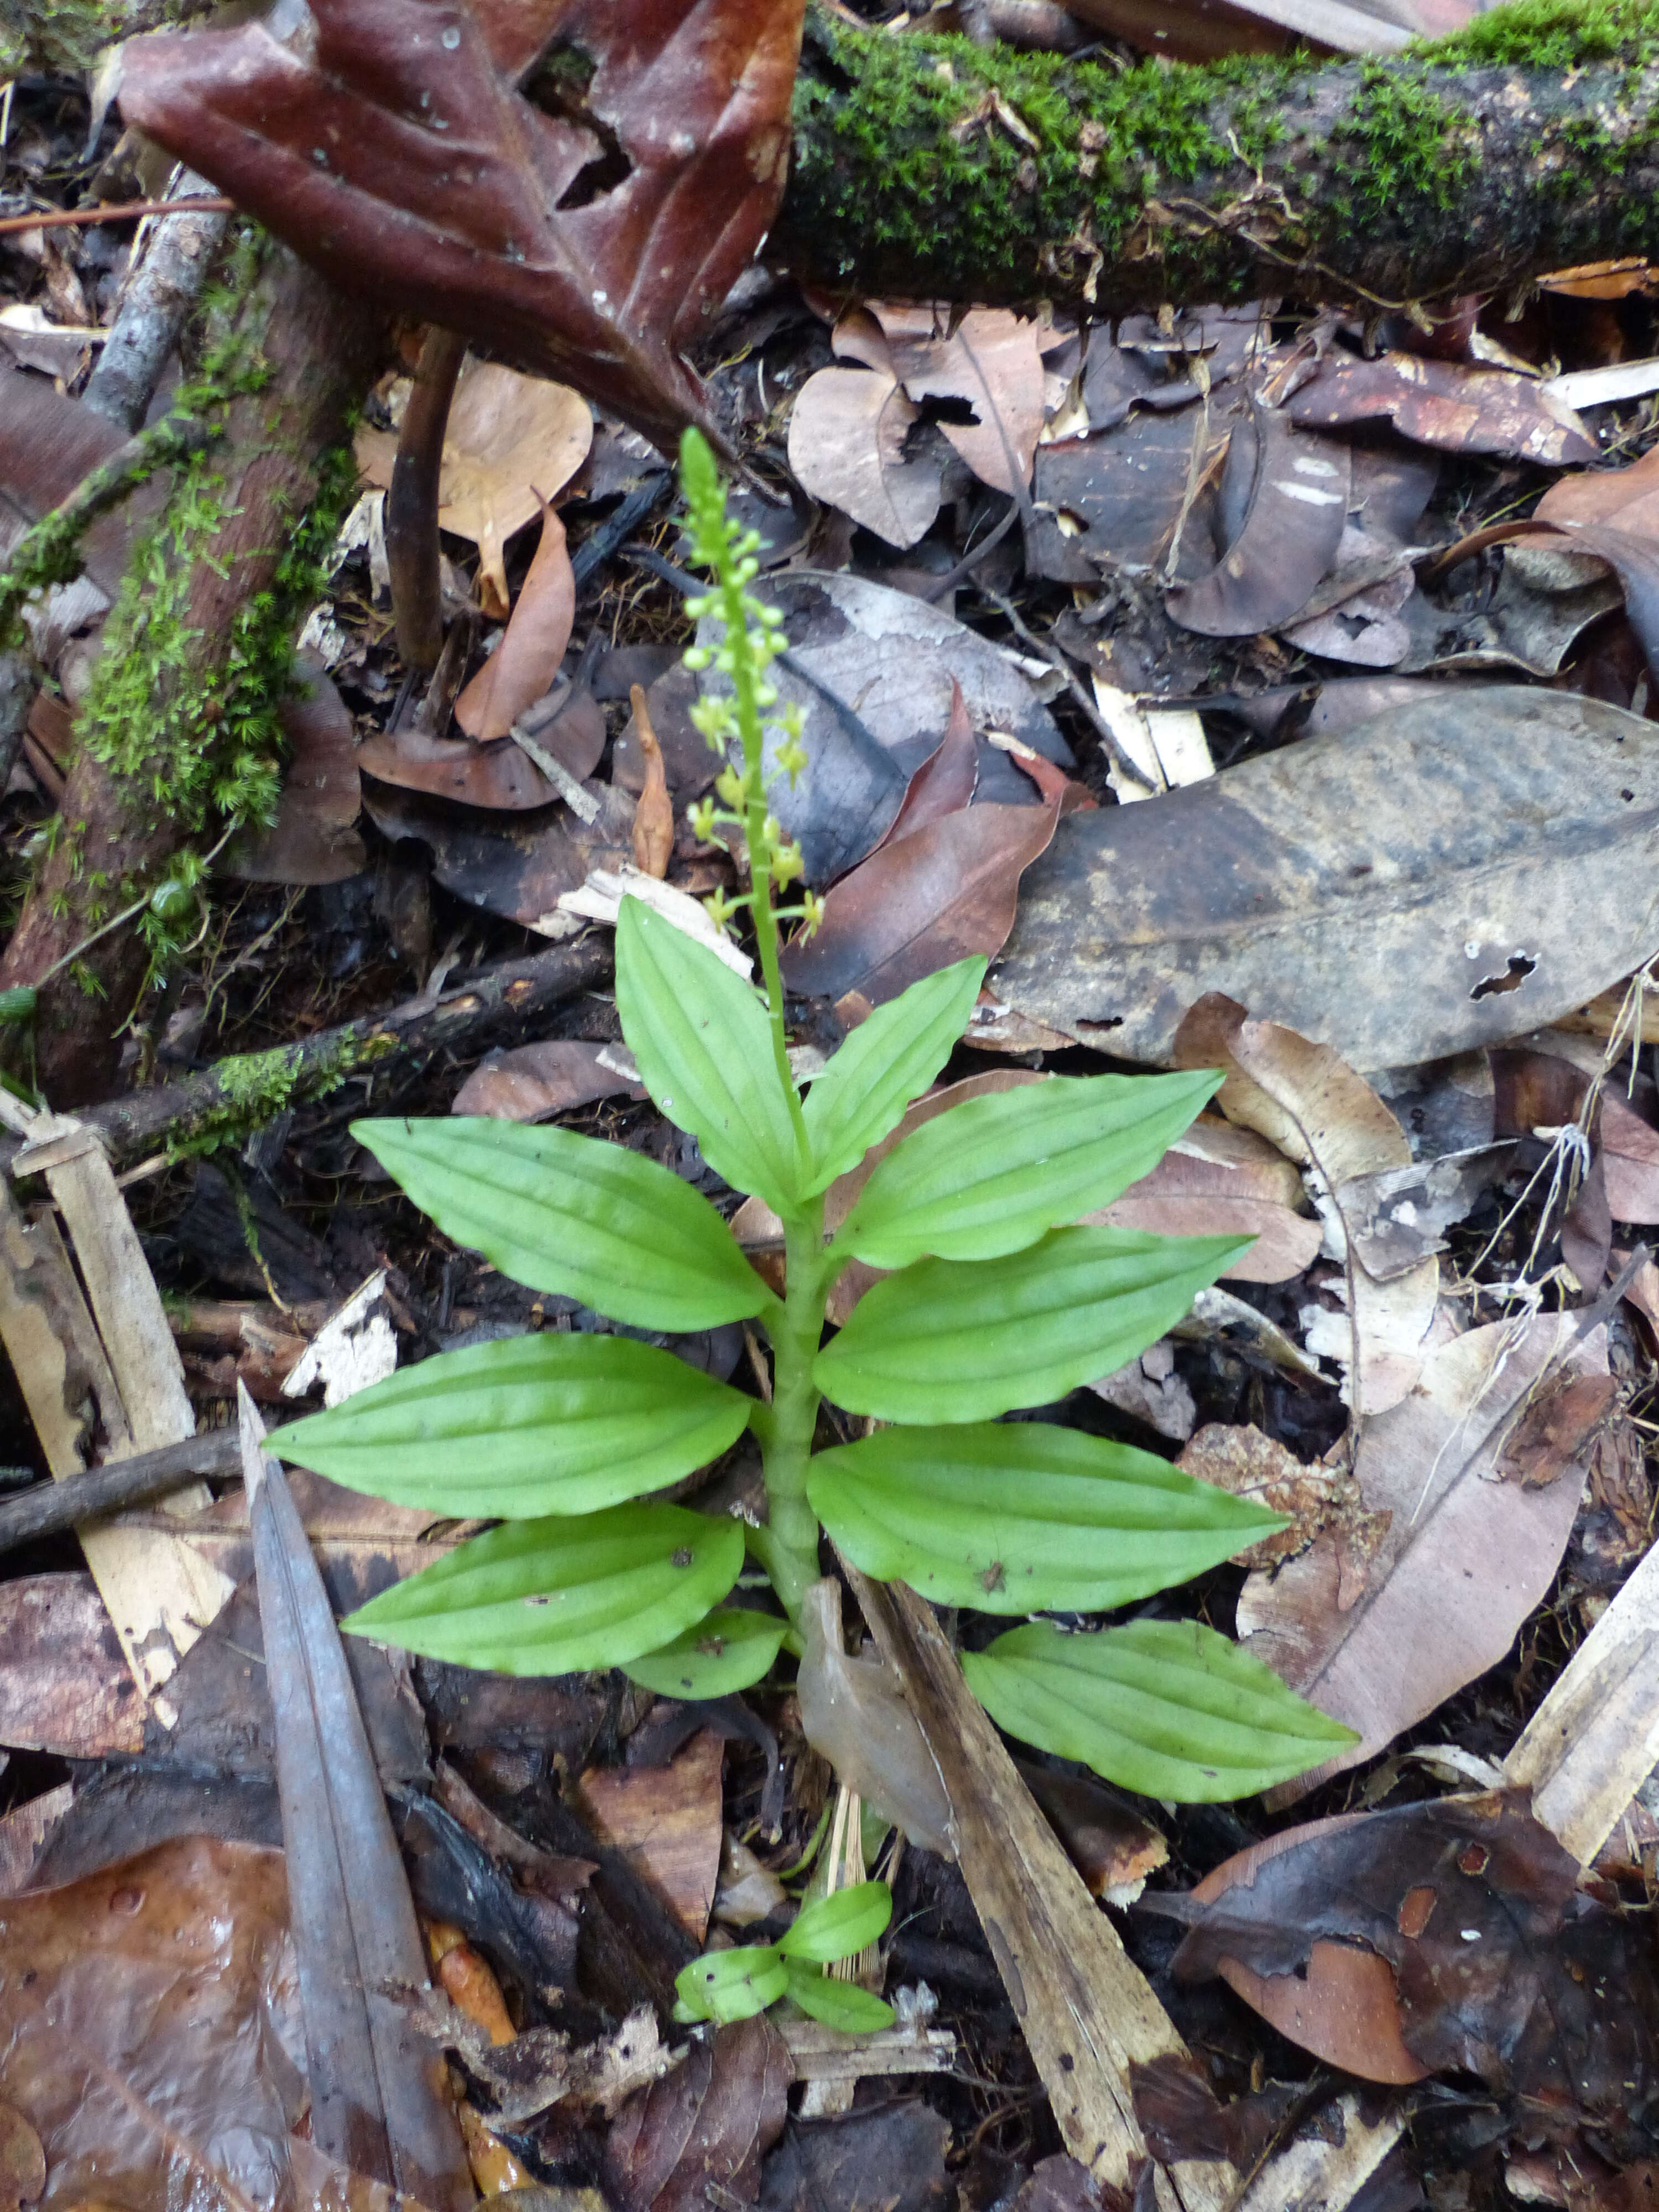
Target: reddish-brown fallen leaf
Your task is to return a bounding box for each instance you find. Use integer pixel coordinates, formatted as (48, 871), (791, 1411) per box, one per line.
(604, 2013), (790, 2212)
(1013, 1761), (1167, 1901)
(1535, 439), (1659, 537)
(0, 1835), (297, 2211)
(228, 658), (364, 885)
(1281, 352), (1595, 464)
(630, 682), (674, 879)
(577, 1731), (724, 1943)
(877, 680), (979, 849)
(780, 765), (1059, 1006)
(1493, 1046), (1659, 1223)
(358, 694), (604, 812)
(451, 1040), (644, 1121)
(1160, 1790), (1659, 2146)
(118, 0), (806, 457)
(455, 503), (576, 744)
(1166, 414), (1352, 637)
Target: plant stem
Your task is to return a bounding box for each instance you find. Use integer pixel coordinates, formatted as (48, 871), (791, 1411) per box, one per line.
(752, 1203), (834, 1623)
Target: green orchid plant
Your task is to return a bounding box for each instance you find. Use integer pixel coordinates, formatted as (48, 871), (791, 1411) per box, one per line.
(276, 429), (1355, 1863)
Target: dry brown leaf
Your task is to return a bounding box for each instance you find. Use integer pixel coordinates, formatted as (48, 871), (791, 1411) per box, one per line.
(455, 502), (576, 743)
(604, 2015), (789, 2212)
(875, 303), (1046, 497)
(781, 757), (1059, 1006)
(1087, 1114), (1322, 1284)
(1172, 997), (1438, 1415)
(576, 1732), (724, 1943)
(357, 694), (606, 812)
(786, 367), (938, 549)
(629, 682), (674, 879)
(451, 1041), (644, 1123)
(1238, 1317), (1613, 1794)
(1176, 1423), (1386, 1572)
(358, 361), (591, 610)
(1164, 1791), (1659, 2144)
(1534, 439), (1659, 538)
(0, 1575), (145, 1760)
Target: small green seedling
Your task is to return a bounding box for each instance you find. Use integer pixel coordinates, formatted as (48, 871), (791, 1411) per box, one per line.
(675, 1880), (895, 2031)
(276, 427), (1356, 1822)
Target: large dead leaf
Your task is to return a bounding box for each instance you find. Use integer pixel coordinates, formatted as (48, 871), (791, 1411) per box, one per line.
(119, 0), (806, 454)
(786, 366), (938, 550)
(0, 1575), (145, 1759)
(992, 687), (1659, 1072)
(1160, 1790), (1659, 2151)
(1237, 1316), (1613, 1793)
(357, 358), (592, 604)
(0, 1835), (298, 2212)
(1173, 999), (1438, 1415)
(875, 304), (1046, 497)
(1028, 404), (1230, 586)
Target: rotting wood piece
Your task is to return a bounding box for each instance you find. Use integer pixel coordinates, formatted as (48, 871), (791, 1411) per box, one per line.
(0, 935), (613, 1174)
(0, 241), (382, 1105)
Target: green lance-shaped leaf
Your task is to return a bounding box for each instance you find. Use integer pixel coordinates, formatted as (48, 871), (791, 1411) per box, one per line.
(674, 1944), (787, 2024)
(815, 1225), (1249, 1425)
(782, 1960), (896, 2032)
(623, 1607), (789, 1699)
(341, 1501), (744, 1674)
(778, 1880), (893, 1963)
(800, 957), (987, 1196)
(833, 1068), (1225, 1269)
(617, 897), (804, 1214)
(357, 1117), (773, 1331)
(808, 1422), (1285, 1613)
(275, 1333), (753, 1517)
(963, 1618), (1359, 1802)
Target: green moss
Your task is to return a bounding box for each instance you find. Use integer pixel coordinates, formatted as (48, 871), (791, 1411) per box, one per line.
(171, 1027), (397, 1159)
(1419, 0), (1659, 71)
(1326, 58), (1476, 228)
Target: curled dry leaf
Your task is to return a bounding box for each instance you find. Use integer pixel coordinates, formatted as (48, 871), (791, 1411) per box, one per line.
(993, 687), (1659, 1072)
(451, 1041), (645, 1122)
(358, 359), (592, 609)
(455, 503), (577, 744)
(1173, 996), (1438, 1416)
(1086, 1114), (1322, 1284)
(874, 303), (1046, 497)
(1281, 351), (1595, 465)
(629, 684), (674, 879)
(1166, 413), (1352, 638)
(1238, 1316), (1614, 1795)
(119, 0), (805, 456)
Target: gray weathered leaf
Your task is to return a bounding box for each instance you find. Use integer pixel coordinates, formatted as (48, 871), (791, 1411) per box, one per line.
(993, 687), (1659, 1072)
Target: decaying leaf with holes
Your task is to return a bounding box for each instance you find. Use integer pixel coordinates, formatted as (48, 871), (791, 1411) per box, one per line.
(117, 0), (806, 456)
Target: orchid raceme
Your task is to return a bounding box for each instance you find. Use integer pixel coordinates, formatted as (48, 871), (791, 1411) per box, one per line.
(276, 428), (1357, 1842)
